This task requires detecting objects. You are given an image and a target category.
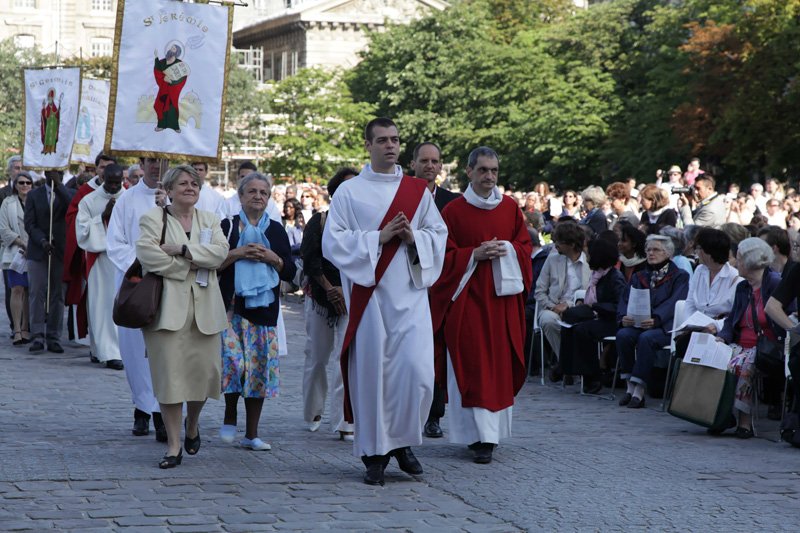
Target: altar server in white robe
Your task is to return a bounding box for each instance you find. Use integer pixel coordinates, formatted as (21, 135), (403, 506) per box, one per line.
(106, 157), (167, 441)
(322, 117), (447, 486)
(76, 164), (125, 369)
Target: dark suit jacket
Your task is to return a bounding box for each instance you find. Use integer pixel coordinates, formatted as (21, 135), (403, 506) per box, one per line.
(24, 183), (75, 262)
(433, 186), (460, 212)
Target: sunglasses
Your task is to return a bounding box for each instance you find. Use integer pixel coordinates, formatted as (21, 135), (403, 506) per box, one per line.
(16, 181), (32, 186)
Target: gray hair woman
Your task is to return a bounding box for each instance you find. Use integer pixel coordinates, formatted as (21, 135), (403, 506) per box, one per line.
(715, 237), (790, 438)
(218, 172), (297, 451)
(616, 234), (689, 408)
(136, 164), (230, 468)
(580, 185), (608, 236)
(659, 226), (693, 275)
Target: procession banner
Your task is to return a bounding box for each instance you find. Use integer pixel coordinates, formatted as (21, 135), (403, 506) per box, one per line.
(72, 78), (110, 164)
(105, 0), (233, 162)
(22, 67), (82, 170)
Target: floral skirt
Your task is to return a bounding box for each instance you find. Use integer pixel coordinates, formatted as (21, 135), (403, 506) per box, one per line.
(221, 314), (279, 398)
(727, 344), (756, 415)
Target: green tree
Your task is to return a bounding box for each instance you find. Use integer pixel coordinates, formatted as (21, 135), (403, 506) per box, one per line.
(263, 67), (375, 181)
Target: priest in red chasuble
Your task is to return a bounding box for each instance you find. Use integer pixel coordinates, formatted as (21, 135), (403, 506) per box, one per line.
(430, 146), (532, 465)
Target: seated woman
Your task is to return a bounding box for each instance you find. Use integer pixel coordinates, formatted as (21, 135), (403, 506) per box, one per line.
(616, 235), (690, 408)
(616, 223), (647, 283)
(659, 226), (693, 275)
(765, 264), (800, 422)
(559, 239), (626, 393)
(579, 186), (608, 236)
(716, 238), (791, 438)
(639, 185), (677, 235)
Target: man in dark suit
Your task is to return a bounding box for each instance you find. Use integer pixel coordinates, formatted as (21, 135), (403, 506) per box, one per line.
(410, 141), (460, 438)
(24, 170), (75, 353)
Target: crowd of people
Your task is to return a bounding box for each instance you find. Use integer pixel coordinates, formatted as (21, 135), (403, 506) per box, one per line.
(3, 119), (799, 483)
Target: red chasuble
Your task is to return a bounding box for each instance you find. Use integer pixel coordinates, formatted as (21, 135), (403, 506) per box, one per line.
(63, 182), (97, 337)
(430, 195), (533, 412)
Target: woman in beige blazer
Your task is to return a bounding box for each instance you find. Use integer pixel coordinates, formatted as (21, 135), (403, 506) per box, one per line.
(136, 164), (229, 469)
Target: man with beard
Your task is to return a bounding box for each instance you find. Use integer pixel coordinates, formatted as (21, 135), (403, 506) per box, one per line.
(153, 44), (188, 133)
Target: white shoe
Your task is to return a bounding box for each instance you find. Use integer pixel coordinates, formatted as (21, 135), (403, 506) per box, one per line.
(240, 437), (271, 451)
(339, 431), (354, 442)
(308, 419), (322, 432)
(219, 424), (236, 444)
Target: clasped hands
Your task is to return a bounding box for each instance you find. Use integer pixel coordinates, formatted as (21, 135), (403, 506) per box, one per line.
(326, 286), (347, 315)
(474, 238), (507, 261)
(379, 213), (414, 245)
(236, 243), (280, 267)
(621, 315), (655, 329)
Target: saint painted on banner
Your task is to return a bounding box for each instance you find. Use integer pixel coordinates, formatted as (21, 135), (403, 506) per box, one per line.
(41, 88), (62, 154)
(153, 43), (189, 133)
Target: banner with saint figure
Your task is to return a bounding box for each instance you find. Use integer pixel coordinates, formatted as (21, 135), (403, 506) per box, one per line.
(106, 0), (233, 161)
(22, 67), (82, 169)
(72, 79), (111, 164)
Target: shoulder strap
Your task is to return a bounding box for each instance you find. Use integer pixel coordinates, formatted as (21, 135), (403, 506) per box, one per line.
(320, 211), (327, 231)
(159, 207), (168, 245)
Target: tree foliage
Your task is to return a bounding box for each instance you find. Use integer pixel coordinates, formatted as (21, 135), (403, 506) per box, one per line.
(261, 67), (375, 182)
(348, 0), (800, 189)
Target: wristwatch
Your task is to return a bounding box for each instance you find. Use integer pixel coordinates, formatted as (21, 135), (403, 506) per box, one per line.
(181, 244), (188, 257)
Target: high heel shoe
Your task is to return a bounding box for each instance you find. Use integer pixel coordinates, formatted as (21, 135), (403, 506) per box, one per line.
(158, 450), (183, 469)
(184, 419), (201, 455)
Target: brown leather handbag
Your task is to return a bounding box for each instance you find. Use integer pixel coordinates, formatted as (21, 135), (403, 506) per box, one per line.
(112, 208), (168, 329)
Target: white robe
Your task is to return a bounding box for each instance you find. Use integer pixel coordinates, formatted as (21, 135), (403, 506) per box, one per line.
(106, 180), (160, 414)
(76, 186), (123, 362)
(227, 194), (289, 356)
(322, 164), (447, 457)
(195, 185), (228, 221)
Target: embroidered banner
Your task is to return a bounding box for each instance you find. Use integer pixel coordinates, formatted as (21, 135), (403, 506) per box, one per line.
(72, 78), (110, 164)
(105, 0), (233, 162)
(22, 67), (82, 169)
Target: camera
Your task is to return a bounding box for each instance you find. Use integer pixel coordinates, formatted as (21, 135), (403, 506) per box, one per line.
(671, 185), (695, 195)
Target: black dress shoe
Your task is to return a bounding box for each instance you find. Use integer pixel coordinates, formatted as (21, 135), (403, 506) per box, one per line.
(47, 342), (64, 354)
(90, 354), (99, 363)
(548, 365), (563, 383)
(424, 419), (443, 438)
(583, 380), (603, 395)
(133, 409), (150, 436)
(106, 359), (124, 370)
(392, 447), (423, 475)
(153, 412), (168, 443)
(28, 341), (45, 353)
(361, 455), (390, 486)
(618, 393), (632, 407)
(473, 443), (495, 464)
(627, 396), (646, 409)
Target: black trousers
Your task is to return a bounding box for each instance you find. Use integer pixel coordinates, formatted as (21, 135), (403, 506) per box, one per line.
(3, 270), (12, 333)
(559, 318), (618, 379)
(428, 382), (445, 420)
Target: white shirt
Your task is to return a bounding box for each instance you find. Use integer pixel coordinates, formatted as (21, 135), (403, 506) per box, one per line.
(684, 262), (742, 332)
(564, 253), (586, 302)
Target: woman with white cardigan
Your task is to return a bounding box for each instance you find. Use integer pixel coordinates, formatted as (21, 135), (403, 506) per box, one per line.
(0, 170), (33, 344)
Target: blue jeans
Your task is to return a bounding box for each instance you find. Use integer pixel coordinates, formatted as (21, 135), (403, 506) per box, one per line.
(616, 326), (670, 388)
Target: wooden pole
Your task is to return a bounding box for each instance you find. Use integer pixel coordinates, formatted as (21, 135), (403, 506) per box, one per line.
(45, 175), (56, 315)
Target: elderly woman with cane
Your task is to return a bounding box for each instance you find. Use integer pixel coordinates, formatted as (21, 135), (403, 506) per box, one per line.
(218, 173), (296, 451)
(136, 165), (229, 469)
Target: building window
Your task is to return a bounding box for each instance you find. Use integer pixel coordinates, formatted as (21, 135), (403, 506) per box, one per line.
(91, 0), (113, 11)
(90, 38), (112, 57)
(14, 0), (36, 8)
(14, 34), (35, 50)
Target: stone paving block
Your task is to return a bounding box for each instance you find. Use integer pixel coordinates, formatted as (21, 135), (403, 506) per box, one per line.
(113, 515), (169, 527)
(69, 480), (119, 490)
(167, 514), (223, 526)
(14, 481), (69, 491)
(52, 518), (113, 529)
(27, 509), (85, 520)
(0, 520), (52, 531)
(223, 524), (278, 532)
(171, 525), (226, 533)
(219, 513), (279, 525)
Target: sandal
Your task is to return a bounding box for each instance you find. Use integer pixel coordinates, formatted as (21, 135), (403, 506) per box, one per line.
(12, 332), (24, 346)
(184, 419), (201, 455)
(158, 450), (183, 469)
(735, 426), (754, 439)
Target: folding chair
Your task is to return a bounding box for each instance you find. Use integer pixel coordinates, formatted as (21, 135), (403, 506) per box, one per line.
(526, 303), (546, 385)
(660, 299), (687, 411)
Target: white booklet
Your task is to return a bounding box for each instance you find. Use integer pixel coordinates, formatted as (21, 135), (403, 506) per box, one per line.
(683, 332), (732, 371)
(671, 311), (715, 333)
(627, 287), (651, 327)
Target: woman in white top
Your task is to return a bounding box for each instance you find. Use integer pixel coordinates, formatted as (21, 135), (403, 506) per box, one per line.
(682, 227), (741, 336)
(0, 171), (33, 344)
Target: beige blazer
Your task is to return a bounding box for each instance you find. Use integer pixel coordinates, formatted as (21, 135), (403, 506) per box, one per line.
(534, 251), (591, 311)
(136, 207), (229, 334)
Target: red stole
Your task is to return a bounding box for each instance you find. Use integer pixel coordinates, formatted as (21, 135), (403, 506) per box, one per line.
(340, 175), (427, 423)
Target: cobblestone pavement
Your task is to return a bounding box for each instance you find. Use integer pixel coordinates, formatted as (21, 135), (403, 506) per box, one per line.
(1, 298), (798, 531)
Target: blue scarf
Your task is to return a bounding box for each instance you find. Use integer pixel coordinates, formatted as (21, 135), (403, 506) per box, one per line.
(235, 211), (279, 309)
